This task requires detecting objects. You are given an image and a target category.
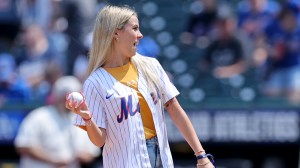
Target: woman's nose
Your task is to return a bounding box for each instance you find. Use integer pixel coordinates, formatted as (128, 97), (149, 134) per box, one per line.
(138, 31), (143, 39)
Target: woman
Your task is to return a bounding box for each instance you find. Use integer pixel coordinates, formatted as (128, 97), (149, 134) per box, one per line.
(67, 5), (214, 168)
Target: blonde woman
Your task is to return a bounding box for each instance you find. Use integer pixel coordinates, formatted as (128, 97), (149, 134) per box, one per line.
(67, 5), (214, 168)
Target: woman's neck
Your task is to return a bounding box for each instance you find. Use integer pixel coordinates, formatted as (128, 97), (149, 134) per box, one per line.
(103, 52), (131, 68)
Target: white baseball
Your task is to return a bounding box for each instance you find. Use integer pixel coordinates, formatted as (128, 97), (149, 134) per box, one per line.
(67, 92), (84, 108)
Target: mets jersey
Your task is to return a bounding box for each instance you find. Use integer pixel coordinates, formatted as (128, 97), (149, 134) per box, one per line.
(104, 61), (157, 140)
(73, 54), (179, 168)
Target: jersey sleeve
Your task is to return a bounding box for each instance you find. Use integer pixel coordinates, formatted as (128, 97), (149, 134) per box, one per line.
(153, 59), (180, 104)
(73, 79), (107, 129)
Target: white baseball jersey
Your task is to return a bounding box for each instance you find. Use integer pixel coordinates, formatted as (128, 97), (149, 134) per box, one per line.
(73, 54), (179, 168)
(15, 106), (100, 168)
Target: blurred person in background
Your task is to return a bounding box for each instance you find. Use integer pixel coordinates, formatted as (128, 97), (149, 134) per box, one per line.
(237, 0), (281, 80)
(16, 24), (60, 64)
(16, 24), (62, 102)
(283, 0), (300, 26)
(260, 8), (300, 103)
(14, 76), (100, 168)
(0, 53), (30, 106)
(19, 0), (52, 31)
(181, 0), (218, 45)
(200, 15), (247, 79)
(237, 0), (279, 45)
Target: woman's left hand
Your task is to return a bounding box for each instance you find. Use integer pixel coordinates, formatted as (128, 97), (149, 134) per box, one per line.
(196, 158), (214, 168)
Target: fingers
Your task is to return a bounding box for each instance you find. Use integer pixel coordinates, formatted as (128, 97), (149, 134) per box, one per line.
(65, 93), (72, 109)
(73, 106), (81, 114)
(66, 99), (81, 114)
(65, 101), (72, 110)
(80, 101), (88, 111)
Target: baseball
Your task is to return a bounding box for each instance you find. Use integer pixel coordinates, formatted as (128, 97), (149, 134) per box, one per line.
(66, 92), (84, 108)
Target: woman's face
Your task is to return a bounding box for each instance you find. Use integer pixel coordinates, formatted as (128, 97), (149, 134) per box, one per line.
(115, 15), (143, 58)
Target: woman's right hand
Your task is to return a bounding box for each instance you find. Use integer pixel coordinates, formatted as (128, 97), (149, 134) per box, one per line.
(66, 98), (91, 120)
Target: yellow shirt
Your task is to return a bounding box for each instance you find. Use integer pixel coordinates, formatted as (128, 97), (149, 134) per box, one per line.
(104, 62), (156, 139)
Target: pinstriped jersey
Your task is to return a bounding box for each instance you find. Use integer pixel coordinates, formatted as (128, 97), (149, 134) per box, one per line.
(104, 62), (157, 139)
(73, 54), (179, 168)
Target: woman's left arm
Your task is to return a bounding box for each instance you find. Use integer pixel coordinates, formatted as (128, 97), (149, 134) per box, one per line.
(165, 97), (214, 168)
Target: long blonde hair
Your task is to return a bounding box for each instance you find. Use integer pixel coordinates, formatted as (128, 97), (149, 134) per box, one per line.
(87, 5), (134, 75)
(88, 5), (162, 99)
